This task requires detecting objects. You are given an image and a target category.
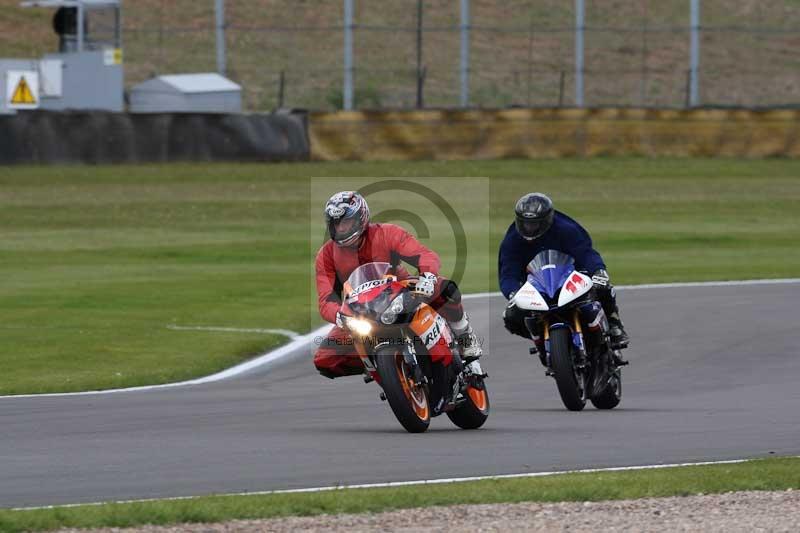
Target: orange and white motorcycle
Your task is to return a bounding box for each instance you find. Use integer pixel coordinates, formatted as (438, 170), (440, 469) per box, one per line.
(339, 262), (489, 433)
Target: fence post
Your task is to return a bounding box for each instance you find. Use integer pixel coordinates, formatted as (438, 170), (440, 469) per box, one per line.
(416, 0), (424, 108)
(215, 0), (226, 76)
(77, 1), (84, 51)
(417, 66), (427, 109)
(343, 0), (354, 110)
(460, 0), (470, 107)
(689, 0), (700, 107)
(640, 0), (649, 106)
(684, 69), (692, 108)
(575, 0), (585, 107)
(278, 71), (286, 108)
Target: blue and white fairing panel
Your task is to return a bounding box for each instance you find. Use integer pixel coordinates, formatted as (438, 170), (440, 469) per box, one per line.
(512, 249), (593, 310)
(512, 281), (549, 311)
(526, 250), (576, 299)
(556, 271), (593, 307)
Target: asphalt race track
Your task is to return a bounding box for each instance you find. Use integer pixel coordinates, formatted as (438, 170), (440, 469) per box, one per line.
(2, 282), (800, 509)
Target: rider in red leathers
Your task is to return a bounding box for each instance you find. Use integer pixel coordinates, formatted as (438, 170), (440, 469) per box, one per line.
(314, 191), (481, 411)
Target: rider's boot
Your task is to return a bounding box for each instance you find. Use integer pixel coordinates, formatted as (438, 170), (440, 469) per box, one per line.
(607, 312), (629, 365)
(593, 272), (629, 354)
(450, 314), (482, 364)
(608, 312), (629, 348)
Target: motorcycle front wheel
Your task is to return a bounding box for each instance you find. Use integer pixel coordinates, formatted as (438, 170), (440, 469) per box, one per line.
(376, 345), (431, 433)
(549, 327), (586, 411)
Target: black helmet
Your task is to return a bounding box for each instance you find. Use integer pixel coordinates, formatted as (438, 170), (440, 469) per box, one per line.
(324, 191), (370, 247)
(514, 193), (554, 241)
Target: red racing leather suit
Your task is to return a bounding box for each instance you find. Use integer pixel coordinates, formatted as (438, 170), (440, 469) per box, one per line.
(314, 223), (463, 378)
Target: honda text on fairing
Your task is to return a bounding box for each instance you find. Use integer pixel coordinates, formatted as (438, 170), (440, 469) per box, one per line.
(511, 250), (625, 411)
(339, 262), (489, 433)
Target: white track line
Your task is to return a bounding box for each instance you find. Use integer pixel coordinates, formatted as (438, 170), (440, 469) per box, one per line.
(12, 456), (786, 511)
(619, 277), (800, 290)
(0, 324), (332, 399)
(3, 278), (798, 399)
(167, 325), (300, 339)
(462, 277), (800, 300)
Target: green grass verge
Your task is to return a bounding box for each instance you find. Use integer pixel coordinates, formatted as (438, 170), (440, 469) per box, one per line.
(1, 158), (799, 394)
(1, 457), (798, 532)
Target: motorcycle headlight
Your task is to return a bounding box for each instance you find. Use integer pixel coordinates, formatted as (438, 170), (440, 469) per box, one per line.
(345, 317), (373, 336)
(380, 294), (405, 325)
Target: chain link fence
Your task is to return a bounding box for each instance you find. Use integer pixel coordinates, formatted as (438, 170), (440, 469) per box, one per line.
(120, 1), (800, 111)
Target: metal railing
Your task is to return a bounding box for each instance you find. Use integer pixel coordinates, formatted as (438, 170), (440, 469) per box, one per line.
(120, 0), (800, 111)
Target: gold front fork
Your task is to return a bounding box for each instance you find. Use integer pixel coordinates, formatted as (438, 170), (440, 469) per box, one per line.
(573, 310), (583, 336)
(542, 313), (581, 339)
(573, 309), (588, 360)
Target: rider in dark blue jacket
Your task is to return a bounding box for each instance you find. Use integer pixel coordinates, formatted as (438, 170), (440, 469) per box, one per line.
(499, 193), (629, 360)
(499, 212), (605, 299)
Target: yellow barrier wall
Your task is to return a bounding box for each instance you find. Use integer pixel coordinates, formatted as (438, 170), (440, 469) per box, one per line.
(309, 108), (800, 161)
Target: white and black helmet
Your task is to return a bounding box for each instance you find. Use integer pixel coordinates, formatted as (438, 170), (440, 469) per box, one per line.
(324, 191), (370, 247)
(514, 192), (554, 241)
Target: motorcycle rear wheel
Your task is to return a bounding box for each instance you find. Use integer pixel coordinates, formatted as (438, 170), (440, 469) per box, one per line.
(376, 346), (431, 433)
(550, 327), (586, 411)
(447, 380), (490, 429)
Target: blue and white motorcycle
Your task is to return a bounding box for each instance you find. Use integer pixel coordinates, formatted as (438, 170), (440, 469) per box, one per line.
(511, 250), (622, 411)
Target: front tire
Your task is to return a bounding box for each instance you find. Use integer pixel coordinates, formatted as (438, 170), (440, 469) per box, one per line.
(550, 327), (586, 411)
(376, 346), (430, 433)
(447, 380), (490, 429)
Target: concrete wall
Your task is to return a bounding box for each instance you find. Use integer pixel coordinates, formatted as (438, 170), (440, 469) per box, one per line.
(0, 110), (309, 164)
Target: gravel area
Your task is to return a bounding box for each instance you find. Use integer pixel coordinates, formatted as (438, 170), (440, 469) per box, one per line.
(57, 490), (799, 532)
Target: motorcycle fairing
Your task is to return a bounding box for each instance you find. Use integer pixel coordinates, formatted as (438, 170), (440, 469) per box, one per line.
(512, 281), (549, 311)
(580, 301), (608, 332)
(349, 278), (393, 298)
(556, 271), (593, 307)
(410, 305), (453, 366)
(343, 262), (396, 306)
(340, 261), (455, 368)
(526, 250), (576, 299)
(345, 262), (393, 289)
(521, 250), (592, 310)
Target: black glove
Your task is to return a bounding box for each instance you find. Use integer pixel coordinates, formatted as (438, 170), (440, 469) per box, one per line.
(502, 292), (517, 320)
(591, 269), (610, 288)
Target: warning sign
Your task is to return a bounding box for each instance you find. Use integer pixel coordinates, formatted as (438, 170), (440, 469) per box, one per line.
(6, 70), (39, 110)
(12, 77), (36, 104)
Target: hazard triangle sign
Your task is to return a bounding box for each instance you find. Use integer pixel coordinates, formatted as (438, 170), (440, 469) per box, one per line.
(11, 77), (36, 105)
(6, 70), (39, 110)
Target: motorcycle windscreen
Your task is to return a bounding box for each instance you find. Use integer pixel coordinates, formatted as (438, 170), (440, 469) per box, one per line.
(344, 262), (393, 297)
(525, 249), (575, 299)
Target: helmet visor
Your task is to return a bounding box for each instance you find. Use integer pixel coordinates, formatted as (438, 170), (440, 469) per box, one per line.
(515, 217), (550, 240)
(333, 217), (358, 241)
(328, 214), (365, 246)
